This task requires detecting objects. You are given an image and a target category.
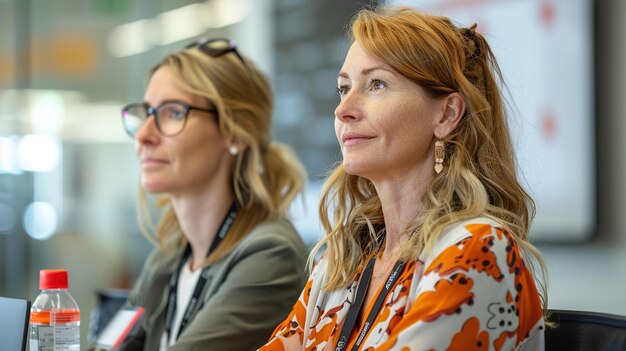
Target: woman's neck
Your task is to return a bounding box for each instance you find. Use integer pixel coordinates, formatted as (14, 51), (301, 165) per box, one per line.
(170, 187), (234, 271)
(373, 172), (431, 257)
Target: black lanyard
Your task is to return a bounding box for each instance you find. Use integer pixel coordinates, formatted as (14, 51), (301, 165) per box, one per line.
(164, 203), (237, 341)
(335, 259), (406, 351)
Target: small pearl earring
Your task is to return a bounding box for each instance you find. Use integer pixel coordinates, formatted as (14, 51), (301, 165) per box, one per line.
(229, 146), (239, 155)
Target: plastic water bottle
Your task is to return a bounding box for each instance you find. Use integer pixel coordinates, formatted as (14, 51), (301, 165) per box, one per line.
(29, 269), (80, 351)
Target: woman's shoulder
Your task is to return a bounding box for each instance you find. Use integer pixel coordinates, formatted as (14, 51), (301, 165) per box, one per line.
(232, 218), (308, 256)
(425, 216), (510, 261)
(415, 217), (545, 349)
(247, 217), (301, 238)
(127, 246), (182, 304)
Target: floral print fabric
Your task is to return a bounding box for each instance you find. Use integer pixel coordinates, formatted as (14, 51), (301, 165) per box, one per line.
(259, 218), (544, 351)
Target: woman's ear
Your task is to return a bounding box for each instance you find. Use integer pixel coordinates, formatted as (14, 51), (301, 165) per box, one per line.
(226, 119), (253, 155)
(434, 92), (465, 138)
(227, 136), (249, 156)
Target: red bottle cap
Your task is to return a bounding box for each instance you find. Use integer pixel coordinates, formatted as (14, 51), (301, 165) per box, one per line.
(40, 269), (69, 289)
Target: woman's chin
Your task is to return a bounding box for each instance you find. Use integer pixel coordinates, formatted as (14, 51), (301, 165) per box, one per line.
(141, 179), (169, 194)
(342, 160), (368, 177)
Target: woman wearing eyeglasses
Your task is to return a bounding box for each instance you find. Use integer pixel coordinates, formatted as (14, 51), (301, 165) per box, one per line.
(116, 39), (308, 351)
(260, 6), (547, 351)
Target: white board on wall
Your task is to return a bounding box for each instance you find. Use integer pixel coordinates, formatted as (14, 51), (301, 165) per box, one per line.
(387, 0), (595, 241)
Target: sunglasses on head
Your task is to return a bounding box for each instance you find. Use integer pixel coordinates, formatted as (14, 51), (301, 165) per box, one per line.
(186, 38), (247, 66)
(186, 37), (255, 84)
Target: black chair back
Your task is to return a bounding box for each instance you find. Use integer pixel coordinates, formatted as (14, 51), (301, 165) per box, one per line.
(87, 288), (130, 344)
(547, 309), (626, 351)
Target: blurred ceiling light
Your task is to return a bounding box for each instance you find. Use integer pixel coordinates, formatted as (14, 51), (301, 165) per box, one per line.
(107, 0), (251, 57)
(31, 91), (65, 135)
(0, 88), (85, 102)
(108, 19), (153, 57)
(18, 135), (62, 172)
(23, 201), (59, 240)
(211, 0), (251, 28)
(154, 3), (206, 45)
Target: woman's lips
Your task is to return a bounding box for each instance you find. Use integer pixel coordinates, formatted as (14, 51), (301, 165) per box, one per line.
(342, 133), (374, 146)
(140, 158), (168, 168)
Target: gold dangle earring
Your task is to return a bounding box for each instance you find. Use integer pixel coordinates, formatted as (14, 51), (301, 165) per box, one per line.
(434, 140), (445, 174)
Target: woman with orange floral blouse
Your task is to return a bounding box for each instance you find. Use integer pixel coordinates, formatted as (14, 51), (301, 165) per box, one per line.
(260, 5), (547, 351)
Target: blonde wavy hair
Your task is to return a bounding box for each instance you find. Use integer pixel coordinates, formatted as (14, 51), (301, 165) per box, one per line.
(310, 6), (548, 311)
(137, 44), (306, 265)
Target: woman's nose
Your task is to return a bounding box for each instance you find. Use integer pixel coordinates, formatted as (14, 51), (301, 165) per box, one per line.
(135, 116), (160, 144)
(334, 91), (362, 123)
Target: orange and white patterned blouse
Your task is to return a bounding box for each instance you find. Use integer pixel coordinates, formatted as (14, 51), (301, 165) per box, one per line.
(259, 218), (545, 351)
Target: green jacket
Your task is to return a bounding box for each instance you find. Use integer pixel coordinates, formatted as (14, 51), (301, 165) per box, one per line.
(118, 219), (308, 351)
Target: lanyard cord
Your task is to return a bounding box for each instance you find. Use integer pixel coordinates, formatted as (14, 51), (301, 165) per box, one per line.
(335, 259), (406, 351)
(164, 203), (238, 341)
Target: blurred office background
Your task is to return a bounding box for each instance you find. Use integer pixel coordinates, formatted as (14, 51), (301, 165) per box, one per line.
(1, 0), (625, 347)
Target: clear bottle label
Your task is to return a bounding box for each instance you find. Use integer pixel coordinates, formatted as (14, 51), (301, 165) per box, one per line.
(30, 325), (53, 351)
(30, 310), (80, 351)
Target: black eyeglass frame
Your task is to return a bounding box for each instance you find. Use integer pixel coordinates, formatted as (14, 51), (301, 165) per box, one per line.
(185, 38), (246, 64)
(121, 101), (217, 138)
(185, 37), (255, 80)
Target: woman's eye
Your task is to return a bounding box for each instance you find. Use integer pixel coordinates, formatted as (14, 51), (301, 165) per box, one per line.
(161, 106), (186, 121)
(337, 85), (350, 96)
(370, 79), (387, 91)
(171, 110), (185, 120)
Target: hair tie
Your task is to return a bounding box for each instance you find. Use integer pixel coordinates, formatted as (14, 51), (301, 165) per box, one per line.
(468, 23), (478, 35)
(462, 23), (480, 56)
(461, 23), (481, 82)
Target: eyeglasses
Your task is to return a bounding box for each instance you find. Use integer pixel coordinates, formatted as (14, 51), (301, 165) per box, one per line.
(121, 101), (217, 138)
(186, 38), (246, 66)
(186, 38), (253, 79)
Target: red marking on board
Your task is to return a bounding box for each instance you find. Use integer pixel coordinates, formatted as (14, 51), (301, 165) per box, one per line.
(540, 0), (556, 27)
(541, 108), (557, 140)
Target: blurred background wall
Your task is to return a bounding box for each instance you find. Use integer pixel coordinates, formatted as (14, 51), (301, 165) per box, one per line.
(0, 0), (625, 348)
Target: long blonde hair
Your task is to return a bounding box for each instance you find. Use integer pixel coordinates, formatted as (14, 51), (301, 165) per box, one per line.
(137, 45), (306, 265)
(311, 6), (548, 311)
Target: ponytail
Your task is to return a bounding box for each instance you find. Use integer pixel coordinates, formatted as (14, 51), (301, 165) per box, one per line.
(261, 142), (307, 216)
